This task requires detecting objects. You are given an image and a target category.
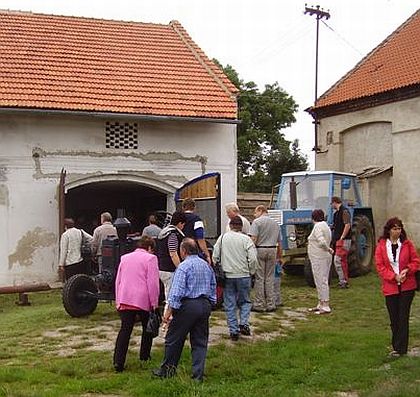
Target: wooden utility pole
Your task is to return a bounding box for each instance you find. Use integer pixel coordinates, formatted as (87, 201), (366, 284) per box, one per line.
(304, 4), (330, 153)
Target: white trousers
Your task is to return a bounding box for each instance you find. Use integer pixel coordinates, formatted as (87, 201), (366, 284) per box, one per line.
(310, 255), (332, 302)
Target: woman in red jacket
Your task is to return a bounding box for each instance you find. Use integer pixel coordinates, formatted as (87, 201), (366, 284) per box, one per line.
(375, 217), (419, 357)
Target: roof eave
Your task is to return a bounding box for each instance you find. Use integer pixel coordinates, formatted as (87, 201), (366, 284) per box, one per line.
(306, 83), (420, 119)
(0, 107), (240, 124)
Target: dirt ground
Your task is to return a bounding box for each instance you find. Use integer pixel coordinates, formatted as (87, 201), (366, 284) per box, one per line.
(42, 307), (310, 358)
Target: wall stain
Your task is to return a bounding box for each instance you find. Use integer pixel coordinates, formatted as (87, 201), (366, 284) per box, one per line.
(32, 147), (207, 178)
(8, 227), (56, 269)
(0, 184), (8, 206)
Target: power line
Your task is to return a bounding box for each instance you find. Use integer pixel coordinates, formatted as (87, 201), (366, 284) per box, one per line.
(321, 20), (365, 57)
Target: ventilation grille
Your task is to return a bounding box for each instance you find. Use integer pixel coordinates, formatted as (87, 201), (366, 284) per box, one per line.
(105, 122), (138, 149)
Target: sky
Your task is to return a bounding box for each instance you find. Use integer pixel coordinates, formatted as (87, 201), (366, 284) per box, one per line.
(0, 0), (418, 168)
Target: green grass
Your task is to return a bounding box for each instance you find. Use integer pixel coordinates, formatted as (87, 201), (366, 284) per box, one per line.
(1, 274), (420, 396)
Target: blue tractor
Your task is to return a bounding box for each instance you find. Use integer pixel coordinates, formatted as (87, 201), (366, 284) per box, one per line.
(269, 171), (375, 286)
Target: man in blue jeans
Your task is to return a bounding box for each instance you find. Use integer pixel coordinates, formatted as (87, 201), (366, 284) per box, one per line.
(212, 216), (258, 341)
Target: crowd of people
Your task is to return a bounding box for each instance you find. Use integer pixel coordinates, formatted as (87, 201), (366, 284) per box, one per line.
(58, 196), (420, 380)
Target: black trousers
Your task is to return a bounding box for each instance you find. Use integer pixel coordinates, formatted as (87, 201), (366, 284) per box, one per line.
(161, 297), (212, 380)
(113, 310), (152, 368)
(385, 289), (415, 354)
(63, 261), (86, 280)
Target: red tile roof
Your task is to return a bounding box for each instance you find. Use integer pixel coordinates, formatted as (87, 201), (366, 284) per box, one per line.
(0, 10), (238, 119)
(315, 9), (420, 109)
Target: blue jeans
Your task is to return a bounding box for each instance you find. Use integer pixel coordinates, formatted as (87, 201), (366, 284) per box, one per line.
(223, 277), (252, 335)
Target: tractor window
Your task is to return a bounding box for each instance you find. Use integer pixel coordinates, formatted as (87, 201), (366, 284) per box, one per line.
(278, 175), (330, 211)
(333, 176), (357, 207)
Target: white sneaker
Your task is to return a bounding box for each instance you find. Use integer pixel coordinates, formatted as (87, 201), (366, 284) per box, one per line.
(315, 307), (331, 315)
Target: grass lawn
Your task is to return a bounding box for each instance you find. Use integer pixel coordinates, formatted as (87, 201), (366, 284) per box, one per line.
(1, 273), (420, 397)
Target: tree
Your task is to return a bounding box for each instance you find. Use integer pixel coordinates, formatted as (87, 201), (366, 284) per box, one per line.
(216, 61), (308, 192)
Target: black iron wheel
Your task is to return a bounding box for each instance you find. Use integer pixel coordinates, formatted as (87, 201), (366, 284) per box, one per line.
(62, 274), (98, 317)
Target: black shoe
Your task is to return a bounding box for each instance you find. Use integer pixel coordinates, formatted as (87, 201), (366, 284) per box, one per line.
(239, 324), (251, 336)
(152, 366), (175, 379)
(266, 307), (276, 313)
(114, 363), (124, 373)
(251, 306), (265, 312)
(230, 333), (239, 341)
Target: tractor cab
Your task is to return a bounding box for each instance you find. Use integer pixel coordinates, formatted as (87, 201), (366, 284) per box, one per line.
(270, 171), (374, 285)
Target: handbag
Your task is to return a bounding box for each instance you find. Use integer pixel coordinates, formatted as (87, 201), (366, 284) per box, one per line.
(213, 235), (226, 287)
(80, 230), (92, 260)
(415, 270), (420, 292)
(146, 309), (162, 338)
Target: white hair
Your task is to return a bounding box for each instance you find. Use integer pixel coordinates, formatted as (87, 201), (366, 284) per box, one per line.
(225, 202), (239, 213)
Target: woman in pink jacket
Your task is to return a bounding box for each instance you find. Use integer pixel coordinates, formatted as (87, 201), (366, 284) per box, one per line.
(375, 217), (419, 357)
(113, 236), (160, 372)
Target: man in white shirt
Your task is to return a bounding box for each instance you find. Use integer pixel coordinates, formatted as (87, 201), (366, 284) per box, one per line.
(59, 218), (92, 281)
(224, 202), (251, 235)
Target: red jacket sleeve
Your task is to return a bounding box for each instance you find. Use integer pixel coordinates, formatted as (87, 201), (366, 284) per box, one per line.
(375, 242), (396, 282)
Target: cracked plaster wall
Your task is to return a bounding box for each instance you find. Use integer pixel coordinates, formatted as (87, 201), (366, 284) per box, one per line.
(0, 113), (236, 288)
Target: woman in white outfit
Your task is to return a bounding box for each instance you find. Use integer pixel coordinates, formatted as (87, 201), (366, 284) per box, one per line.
(307, 209), (334, 314)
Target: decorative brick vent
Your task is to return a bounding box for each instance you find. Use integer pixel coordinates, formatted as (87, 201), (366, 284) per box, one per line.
(105, 122), (138, 149)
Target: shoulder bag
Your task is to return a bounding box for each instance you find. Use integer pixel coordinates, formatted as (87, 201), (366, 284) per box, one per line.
(213, 235), (226, 287)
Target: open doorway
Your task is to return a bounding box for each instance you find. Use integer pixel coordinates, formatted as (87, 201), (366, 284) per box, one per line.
(65, 181), (167, 234)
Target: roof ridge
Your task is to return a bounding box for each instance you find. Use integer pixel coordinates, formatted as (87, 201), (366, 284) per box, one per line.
(315, 8), (420, 108)
(0, 8), (169, 28)
(169, 20), (239, 98)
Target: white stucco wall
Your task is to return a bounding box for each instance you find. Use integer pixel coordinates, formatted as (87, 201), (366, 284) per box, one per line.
(315, 96), (420, 244)
(0, 112), (237, 289)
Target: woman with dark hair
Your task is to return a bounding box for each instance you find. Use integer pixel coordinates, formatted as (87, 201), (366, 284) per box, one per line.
(307, 209), (334, 314)
(375, 217), (419, 357)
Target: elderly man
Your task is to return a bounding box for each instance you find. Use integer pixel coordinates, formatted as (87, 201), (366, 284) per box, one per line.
(249, 205), (281, 312)
(213, 216), (257, 340)
(224, 202), (251, 234)
(142, 214), (162, 239)
(91, 212), (117, 268)
(153, 238), (216, 381)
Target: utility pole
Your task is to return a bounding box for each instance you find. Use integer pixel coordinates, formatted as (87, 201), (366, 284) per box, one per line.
(304, 4), (330, 153)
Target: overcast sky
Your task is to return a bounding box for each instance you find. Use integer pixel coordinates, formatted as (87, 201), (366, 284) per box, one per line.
(1, 0), (418, 167)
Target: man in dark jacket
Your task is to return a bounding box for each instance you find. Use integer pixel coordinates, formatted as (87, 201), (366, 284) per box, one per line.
(331, 196), (352, 288)
(156, 211), (186, 302)
(182, 198), (211, 264)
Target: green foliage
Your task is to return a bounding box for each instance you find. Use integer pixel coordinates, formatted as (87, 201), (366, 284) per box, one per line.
(215, 60), (308, 192)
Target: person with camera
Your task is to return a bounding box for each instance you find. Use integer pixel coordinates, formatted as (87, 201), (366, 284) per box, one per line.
(212, 216), (257, 341)
(113, 236), (160, 372)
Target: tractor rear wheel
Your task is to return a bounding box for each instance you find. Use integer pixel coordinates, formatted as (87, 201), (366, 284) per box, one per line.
(62, 274), (98, 317)
(283, 263), (304, 276)
(348, 215), (375, 277)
